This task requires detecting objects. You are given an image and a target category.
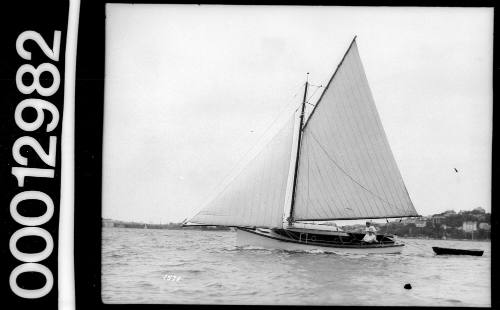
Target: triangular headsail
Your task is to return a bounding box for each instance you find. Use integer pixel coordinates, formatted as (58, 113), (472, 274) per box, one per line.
(292, 38), (418, 221)
(189, 115), (296, 228)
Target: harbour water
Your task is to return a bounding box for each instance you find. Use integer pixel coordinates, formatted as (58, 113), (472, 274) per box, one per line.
(102, 227), (490, 306)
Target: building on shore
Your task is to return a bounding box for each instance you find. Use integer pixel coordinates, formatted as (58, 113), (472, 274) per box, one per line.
(462, 221), (478, 232)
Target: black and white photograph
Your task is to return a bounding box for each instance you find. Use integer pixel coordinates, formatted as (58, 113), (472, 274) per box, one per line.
(0, 2), (494, 309)
(100, 4), (492, 306)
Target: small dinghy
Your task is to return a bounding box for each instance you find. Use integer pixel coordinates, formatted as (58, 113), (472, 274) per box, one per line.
(432, 246), (483, 256)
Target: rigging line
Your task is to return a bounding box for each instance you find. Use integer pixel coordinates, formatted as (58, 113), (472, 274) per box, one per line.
(199, 118), (291, 217)
(291, 81), (308, 98)
(309, 139), (343, 219)
(349, 57), (405, 213)
(312, 68), (375, 218)
(306, 84), (323, 103)
(193, 89), (303, 218)
(341, 58), (394, 216)
(312, 121), (358, 219)
(306, 116), (357, 218)
(308, 131), (402, 210)
(351, 53), (414, 215)
(306, 135), (310, 218)
(327, 72), (377, 217)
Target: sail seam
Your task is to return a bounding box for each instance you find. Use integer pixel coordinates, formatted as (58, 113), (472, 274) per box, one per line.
(309, 131), (402, 211)
(351, 50), (414, 214)
(190, 116), (295, 228)
(310, 142), (339, 218)
(306, 136), (311, 218)
(343, 54), (397, 216)
(311, 133), (359, 218)
(352, 54), (407, 212)
(310, 79), (371, 218)
(335, 67), (382, 217)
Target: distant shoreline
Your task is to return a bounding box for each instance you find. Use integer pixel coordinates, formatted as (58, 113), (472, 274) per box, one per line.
(102, 222), (232, 231)
(400, 236), (491, 242)
(102, 226), (490, 241)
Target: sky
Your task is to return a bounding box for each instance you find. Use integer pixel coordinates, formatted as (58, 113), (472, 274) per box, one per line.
(102, 5), (493, 224)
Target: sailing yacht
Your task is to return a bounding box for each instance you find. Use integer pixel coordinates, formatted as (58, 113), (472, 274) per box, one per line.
(185, 37), (419, 254)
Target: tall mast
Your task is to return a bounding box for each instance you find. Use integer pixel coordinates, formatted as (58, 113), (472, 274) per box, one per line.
(288, 73), (309, 225)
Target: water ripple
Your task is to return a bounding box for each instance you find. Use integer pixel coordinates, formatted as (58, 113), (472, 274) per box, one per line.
(102, 228), (490, 306)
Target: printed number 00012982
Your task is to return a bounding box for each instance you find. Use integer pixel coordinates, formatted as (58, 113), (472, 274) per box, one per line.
(9, 30), (62, 300)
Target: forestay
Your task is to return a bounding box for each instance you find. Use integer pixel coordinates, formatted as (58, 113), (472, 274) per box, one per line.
(293, 40), (418, 221)
(189, 116), (295, 228)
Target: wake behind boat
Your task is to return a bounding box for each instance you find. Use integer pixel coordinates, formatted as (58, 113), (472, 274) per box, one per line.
(185, 37), (420, 254)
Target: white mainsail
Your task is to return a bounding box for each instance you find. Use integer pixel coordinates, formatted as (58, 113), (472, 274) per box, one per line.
(189, 116), (295, 228)
(292, 39), (418, 221)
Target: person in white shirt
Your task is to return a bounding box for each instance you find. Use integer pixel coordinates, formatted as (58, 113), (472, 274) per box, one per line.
(362, 221), (378, 243)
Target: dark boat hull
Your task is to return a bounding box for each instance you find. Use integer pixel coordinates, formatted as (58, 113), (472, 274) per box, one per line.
(237, 228), (404, 254)
(432, 246), (483, 256)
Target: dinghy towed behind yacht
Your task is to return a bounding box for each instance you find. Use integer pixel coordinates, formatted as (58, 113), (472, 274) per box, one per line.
(185, 37), (420, 254)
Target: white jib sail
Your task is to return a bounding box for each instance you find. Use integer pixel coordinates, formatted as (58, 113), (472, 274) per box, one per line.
(189, 115), (296, 228)
(293, 39), (418, 221)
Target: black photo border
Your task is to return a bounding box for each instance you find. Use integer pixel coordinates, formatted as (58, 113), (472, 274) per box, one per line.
(75, 1), (497, 309)
(0, 0), (69, 309)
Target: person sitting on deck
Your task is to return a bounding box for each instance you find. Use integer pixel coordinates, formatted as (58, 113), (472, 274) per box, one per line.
(362, 221), (377, 243)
